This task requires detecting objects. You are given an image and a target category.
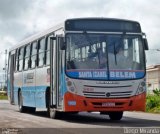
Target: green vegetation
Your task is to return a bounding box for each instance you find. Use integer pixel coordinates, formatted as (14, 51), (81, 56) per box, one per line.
(153, 88), (160, 96)
(0, 87), (7, 100)
(146, 89), (160, 113)
(0, 95), (8, 100)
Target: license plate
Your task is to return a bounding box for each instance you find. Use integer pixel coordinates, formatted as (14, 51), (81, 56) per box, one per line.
(102, 102), (115, 107)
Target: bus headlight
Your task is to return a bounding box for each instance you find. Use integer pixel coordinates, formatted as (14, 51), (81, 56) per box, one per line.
(69, 86), (75, 92)
(67, 81), (72, 86)
(136, 82), (146, 95)
(67, 80), (77, 93)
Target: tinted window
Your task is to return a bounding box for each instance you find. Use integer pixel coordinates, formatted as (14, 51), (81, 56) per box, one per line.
(24, 44), (30, 58)
(24, 44), (31, 70)
(18, 47), (24, 71)
(38, 38), (45, 67)
(66, 33), (145, 80)
(31, 42), (37, 68)
(31, 42), (37, 55)
(19, 47), (24, 60)
(45, 35), (53, 65)
(15, 49), (19, 71)
(39, 38), (45, 53)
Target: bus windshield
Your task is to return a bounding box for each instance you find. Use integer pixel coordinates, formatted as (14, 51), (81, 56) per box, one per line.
(66, 33), (145, 80)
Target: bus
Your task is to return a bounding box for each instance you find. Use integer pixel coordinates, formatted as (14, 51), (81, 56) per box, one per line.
(7, 18), (148, 120)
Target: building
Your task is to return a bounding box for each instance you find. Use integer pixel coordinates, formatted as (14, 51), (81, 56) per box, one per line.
(146, 64), (160, 93)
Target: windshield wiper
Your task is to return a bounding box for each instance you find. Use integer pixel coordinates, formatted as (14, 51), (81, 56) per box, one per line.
(112, 33), (126, 65)
(83, 31), (94, 49)
(113, 43), (117, 65)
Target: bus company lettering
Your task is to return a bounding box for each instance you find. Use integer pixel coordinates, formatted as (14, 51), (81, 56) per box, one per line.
(79, 71), (107, 78)
(79, 71), (92, 78)
(93, 71), (107, 78)
(79, 71), (136, 78)
(110, 71), (136, 78)
(24, 73), (34, 84)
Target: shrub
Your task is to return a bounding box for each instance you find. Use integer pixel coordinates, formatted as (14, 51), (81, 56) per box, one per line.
(146, 93), (160, 113)
(153, 88), (160, 96)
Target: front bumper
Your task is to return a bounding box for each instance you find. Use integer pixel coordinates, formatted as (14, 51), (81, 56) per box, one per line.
(64, 92), (146, 112)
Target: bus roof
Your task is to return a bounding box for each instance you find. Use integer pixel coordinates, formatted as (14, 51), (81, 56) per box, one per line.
(65, 18), (141, 32)
(9, 17), (141, 52)
(9, 22), (64, 51)
(66, 17), (140, 24)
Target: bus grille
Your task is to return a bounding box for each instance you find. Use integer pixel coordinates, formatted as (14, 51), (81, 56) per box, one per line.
(83, 91), (132, 98)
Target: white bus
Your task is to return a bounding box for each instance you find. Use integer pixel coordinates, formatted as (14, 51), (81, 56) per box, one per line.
(7, 18), (148, 120)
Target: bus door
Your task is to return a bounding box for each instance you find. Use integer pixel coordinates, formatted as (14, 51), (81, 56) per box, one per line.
(8, 51), (15, 104)
(50, 36), (63, 109)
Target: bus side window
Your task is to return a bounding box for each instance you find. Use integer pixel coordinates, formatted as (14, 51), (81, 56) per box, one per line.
(38, 38), (45, 67)
(8, 52), (11, 73)
(18, 47), (24, 71)
(31, 42), (37, 69)
(15, 49), (19, 72)
(24, 44), (31, 70)
(45, 35), (53, 65)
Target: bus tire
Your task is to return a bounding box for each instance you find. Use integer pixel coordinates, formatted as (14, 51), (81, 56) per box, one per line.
(108, 111), (123, 121)
(18, 91), (26, 113)
(45, 88), (50, 117)
(50, 108), (61, 119)
(70, 112), (79, 114)
(28, 107), (36, 113)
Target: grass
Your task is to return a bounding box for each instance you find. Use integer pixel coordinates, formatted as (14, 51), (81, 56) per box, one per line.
(0, 95), (8, 100)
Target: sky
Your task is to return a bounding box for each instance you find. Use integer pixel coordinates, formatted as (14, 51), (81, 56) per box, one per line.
(0, 0), (160, 70)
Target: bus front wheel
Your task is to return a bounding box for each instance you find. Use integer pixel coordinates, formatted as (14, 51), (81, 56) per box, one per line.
(18, 91), (27, 113)
(50, 108), (61, 119)
(108, 111), (123, 120)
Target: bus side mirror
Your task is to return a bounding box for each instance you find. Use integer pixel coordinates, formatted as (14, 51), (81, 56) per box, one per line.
(143, 38), (149, 50)
(59, 37), (66, 50)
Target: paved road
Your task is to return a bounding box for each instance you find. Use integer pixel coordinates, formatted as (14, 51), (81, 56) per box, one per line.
(0, 100), (160, 134)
